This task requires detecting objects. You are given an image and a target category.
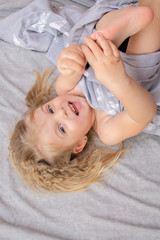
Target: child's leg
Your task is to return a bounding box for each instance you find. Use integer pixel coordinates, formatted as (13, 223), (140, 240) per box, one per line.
(91, 5), (153, 48)
(126, 0), (160, 54)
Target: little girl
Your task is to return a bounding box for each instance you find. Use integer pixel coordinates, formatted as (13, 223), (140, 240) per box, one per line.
(9, 1), (160, 193)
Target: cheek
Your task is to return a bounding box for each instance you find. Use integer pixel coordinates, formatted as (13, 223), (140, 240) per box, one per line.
(69, 110), (93, 134)
(68, 120), (83, 135)
(74, 118), (91, 133)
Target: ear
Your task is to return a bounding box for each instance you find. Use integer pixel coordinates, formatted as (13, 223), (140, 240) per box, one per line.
(73, 136), (88, 154)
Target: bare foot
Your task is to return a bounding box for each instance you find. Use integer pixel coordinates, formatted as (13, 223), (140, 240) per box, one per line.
(91, 5), (153, 47)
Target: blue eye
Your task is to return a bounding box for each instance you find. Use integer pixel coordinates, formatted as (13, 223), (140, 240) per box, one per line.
(48, 105), (54, 114)
(59, 124), (65, 134)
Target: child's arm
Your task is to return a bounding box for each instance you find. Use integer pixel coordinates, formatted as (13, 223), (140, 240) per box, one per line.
(82, 34), (157, 145)
(56, 43), (86, 95)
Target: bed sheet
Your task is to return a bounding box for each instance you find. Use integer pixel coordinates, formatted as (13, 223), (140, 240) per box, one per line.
(0, 1), (160, 240)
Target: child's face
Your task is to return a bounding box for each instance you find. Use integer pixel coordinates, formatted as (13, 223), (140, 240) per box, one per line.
(33, 94), (95, 153)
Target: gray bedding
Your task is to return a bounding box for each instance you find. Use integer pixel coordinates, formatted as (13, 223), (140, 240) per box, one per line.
(0, 0), (160, 239)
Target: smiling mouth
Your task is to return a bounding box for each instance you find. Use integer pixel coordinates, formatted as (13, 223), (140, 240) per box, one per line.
(69, 102), (79, 116)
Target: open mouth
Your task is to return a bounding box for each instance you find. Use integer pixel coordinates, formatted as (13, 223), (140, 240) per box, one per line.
(69, 101), (80, 116)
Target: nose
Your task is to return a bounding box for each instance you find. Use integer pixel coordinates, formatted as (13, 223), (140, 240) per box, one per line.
(55, 107), (67, 120)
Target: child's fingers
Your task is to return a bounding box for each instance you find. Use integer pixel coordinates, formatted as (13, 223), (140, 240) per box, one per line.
(95, 33), (113, 56)
(57, 50), (86, 74)
(62, 51), (86, 67)
(93, 33), (120, 58)
(81, 44), (96, 67)
(84, 36), (103, 60)
(68, 48), (85, 60)
(107, 40), (120, 58)
(58, 59), (85, 74)
(90, 30), (96, 40)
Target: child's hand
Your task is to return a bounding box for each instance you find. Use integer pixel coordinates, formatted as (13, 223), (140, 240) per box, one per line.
(57, 43), (87, 76)
(82, 33), (127, 86)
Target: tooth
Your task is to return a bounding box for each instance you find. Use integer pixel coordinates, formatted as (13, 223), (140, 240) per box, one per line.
(70, 103), (75, 113)
(71, 105), (75, 112)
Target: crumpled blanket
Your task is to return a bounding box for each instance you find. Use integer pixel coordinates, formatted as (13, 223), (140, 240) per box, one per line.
(0, 0), (160, 135)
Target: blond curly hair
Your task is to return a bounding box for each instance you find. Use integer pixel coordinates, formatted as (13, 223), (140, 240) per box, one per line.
(9, 69), (125, 193)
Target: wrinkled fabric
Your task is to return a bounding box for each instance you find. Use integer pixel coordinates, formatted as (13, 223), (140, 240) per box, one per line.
(0, 0), (159, 134)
